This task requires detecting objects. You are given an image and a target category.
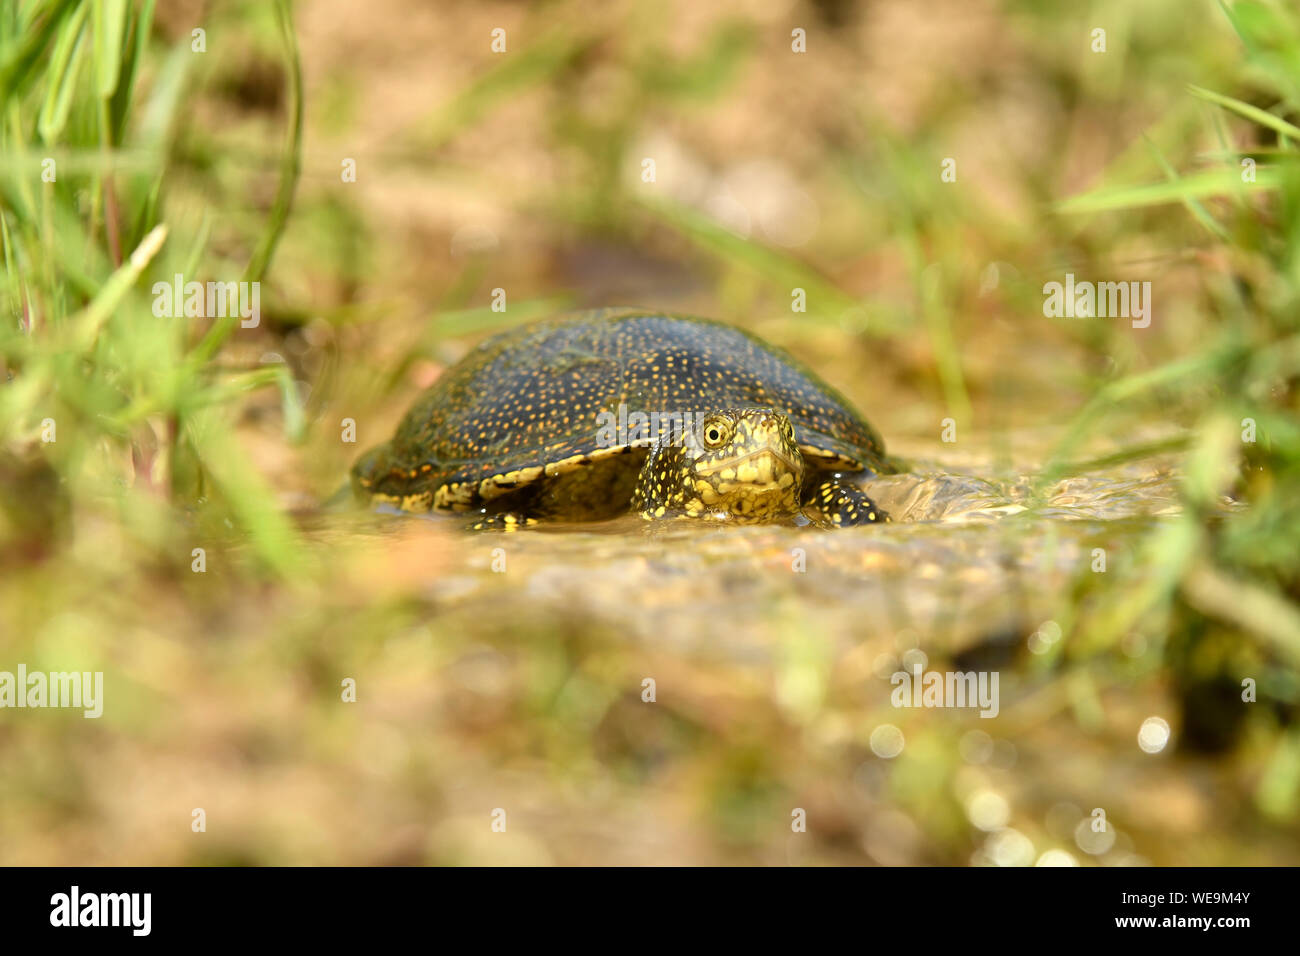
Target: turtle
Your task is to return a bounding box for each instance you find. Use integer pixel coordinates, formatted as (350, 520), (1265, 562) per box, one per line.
(351, 308), (893, 529)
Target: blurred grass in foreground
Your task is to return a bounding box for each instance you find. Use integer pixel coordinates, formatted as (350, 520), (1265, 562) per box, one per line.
(1048, 3), (1300, 805)
(0, 0), (305, 575)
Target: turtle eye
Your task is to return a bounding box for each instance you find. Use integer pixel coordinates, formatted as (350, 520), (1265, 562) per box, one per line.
(702, 419), (728, 448)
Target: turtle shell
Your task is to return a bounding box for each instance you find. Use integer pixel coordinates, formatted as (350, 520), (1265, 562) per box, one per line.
(353, 308), (890, 513)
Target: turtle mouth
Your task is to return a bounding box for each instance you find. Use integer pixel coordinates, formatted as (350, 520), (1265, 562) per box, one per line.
(707, 446), (802, 477)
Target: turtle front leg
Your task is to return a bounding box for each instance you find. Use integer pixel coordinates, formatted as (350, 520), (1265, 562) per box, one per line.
(802, 473), (889, 527)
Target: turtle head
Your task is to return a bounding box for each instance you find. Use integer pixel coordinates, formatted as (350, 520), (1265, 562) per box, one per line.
(633, 407), (805, 522)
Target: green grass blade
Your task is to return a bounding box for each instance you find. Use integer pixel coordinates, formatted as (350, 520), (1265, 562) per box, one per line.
(91, 0), (127, 100)
(109, 0), (156, 143)
(68, 222), (166, 351)
(242, 0), (301, 285)
(1057, 166), (1281, 214)
(1143, 135), (1230, 239)
(1188, 84), (1300, 142)
(37, 1), (88, 143)
(0, 0), (78, 99)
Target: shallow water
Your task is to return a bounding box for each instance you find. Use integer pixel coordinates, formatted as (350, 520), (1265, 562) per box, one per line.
(284, 440), (1290, 865)
(335, 442), (1185, 658)
(7, 435), (1276, 867)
